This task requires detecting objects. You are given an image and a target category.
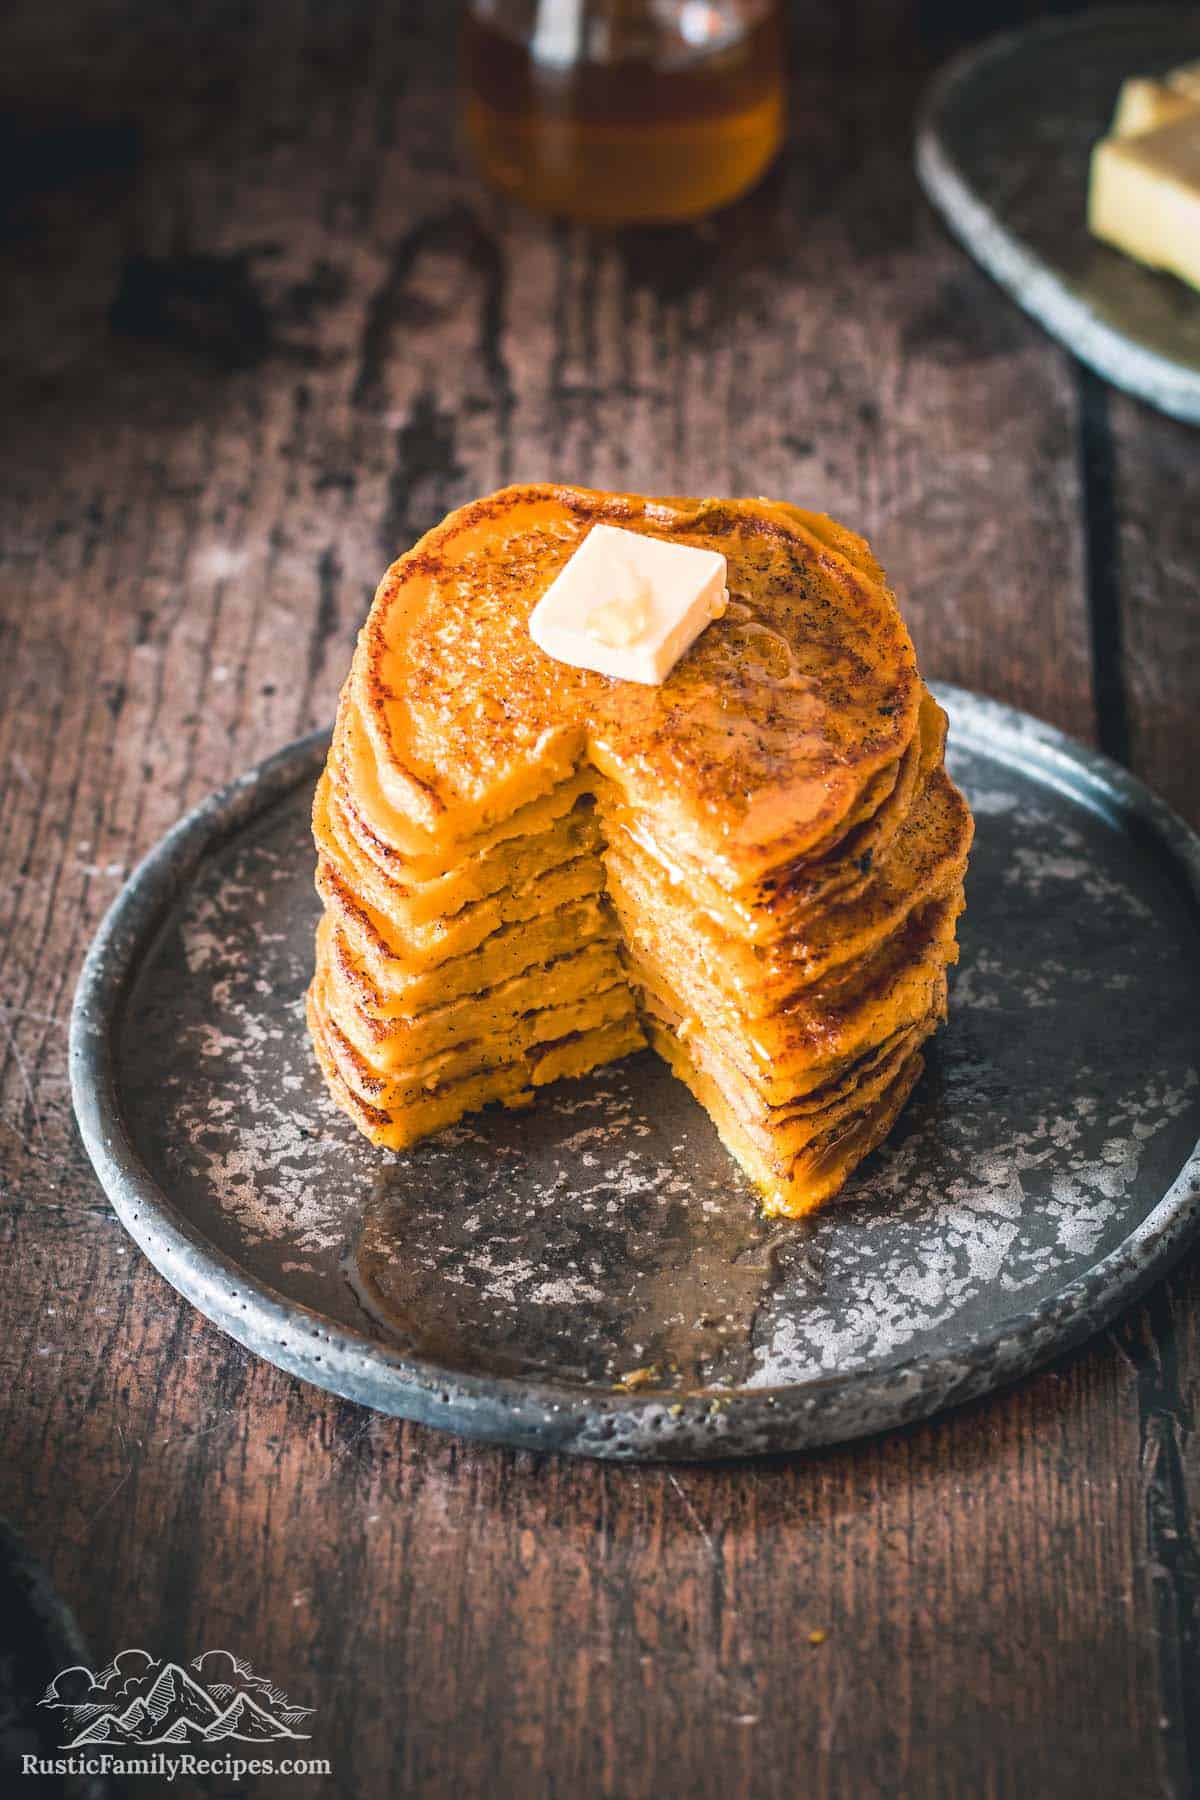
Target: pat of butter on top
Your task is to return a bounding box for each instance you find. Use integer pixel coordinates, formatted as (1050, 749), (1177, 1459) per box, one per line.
(1088, 60), (1200, 293)
(529, 523), (728, 686)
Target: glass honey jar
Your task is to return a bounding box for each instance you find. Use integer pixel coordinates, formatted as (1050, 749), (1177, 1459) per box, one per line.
(462, 1), (786, 224)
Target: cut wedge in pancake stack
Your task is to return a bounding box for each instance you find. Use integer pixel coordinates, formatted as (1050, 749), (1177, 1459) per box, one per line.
(308, 485), (973, 1217)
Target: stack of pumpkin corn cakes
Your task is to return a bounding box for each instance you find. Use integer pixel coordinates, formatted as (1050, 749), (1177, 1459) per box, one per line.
(307, 485), (973, 1216)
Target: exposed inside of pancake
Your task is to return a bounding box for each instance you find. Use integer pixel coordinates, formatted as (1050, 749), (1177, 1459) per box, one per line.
(307, 484), (973, 1217)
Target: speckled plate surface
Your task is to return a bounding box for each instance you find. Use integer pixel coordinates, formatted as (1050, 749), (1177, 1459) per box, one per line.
(70, 688), (1200, 1460)
(916, 8), (1200, 423)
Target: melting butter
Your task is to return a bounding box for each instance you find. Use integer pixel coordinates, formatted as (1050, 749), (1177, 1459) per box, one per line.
(529, 522), (728, 685)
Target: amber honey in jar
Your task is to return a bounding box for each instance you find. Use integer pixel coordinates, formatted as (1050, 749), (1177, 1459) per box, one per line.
(462, 1), (786, 224)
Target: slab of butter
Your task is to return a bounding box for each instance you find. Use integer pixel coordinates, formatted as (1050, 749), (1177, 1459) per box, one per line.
(1167, 60), (1200, 103)
(1110, 77), (1198, 140)
(529, 523), (728, 685)
(1089, 62), (1200, 292)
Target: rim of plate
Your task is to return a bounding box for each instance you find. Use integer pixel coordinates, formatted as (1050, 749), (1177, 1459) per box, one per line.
(69, 686), (1200, 1460)
(914, 6), (1200, 425)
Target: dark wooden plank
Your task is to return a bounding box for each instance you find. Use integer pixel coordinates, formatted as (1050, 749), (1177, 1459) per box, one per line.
(1100, 384), (1200, 1800)
(0, 4), (1191, 1797)
(1104, 393), (1200, 828)
(0, 1285), (1163, 1799)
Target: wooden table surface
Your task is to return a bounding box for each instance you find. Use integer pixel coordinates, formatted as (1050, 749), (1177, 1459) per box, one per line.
(2, 3), (1199, 1796)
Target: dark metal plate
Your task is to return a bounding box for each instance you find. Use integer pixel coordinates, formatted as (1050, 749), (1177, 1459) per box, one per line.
(916, 7), (1200, 423)
(70, 688), (1200, 1460)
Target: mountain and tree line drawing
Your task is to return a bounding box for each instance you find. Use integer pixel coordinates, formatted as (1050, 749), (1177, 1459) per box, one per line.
(39, 1648), (314, 1747)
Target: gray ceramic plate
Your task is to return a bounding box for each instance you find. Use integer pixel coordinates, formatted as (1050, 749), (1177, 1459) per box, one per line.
(916, 7), (1200, 422)
(70, 688), (1200, 1461)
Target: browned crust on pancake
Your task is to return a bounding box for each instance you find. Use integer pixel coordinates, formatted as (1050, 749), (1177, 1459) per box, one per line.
(306, 487), (972, 1215)
(355, 485), (922, 879)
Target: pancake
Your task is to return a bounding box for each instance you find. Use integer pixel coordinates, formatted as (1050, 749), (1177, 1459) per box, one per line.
(604, 765), (970, 999)
(308, 979), (645, 1152)
(649, 1022), (928, 1214)
(596, 688), (948, 938)
(312, 962), (640, 1114)
(351, 487), (923, 880)
(330, 694), (599, 885)
(319, 874), (616, 1009)
(317, 830), (607, 973)
(320, 919), (630, 1062)
(322, 778), (600, 932)
(307, 485), (973, 1215)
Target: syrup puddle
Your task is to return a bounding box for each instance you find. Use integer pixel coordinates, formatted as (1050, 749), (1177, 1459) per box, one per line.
(343, 1169), (827, 1393)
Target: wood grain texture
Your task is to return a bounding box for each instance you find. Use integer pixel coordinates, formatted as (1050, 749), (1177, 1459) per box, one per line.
(0, 3), (1196, 1797)
(1099, 380), (1200, 1800)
